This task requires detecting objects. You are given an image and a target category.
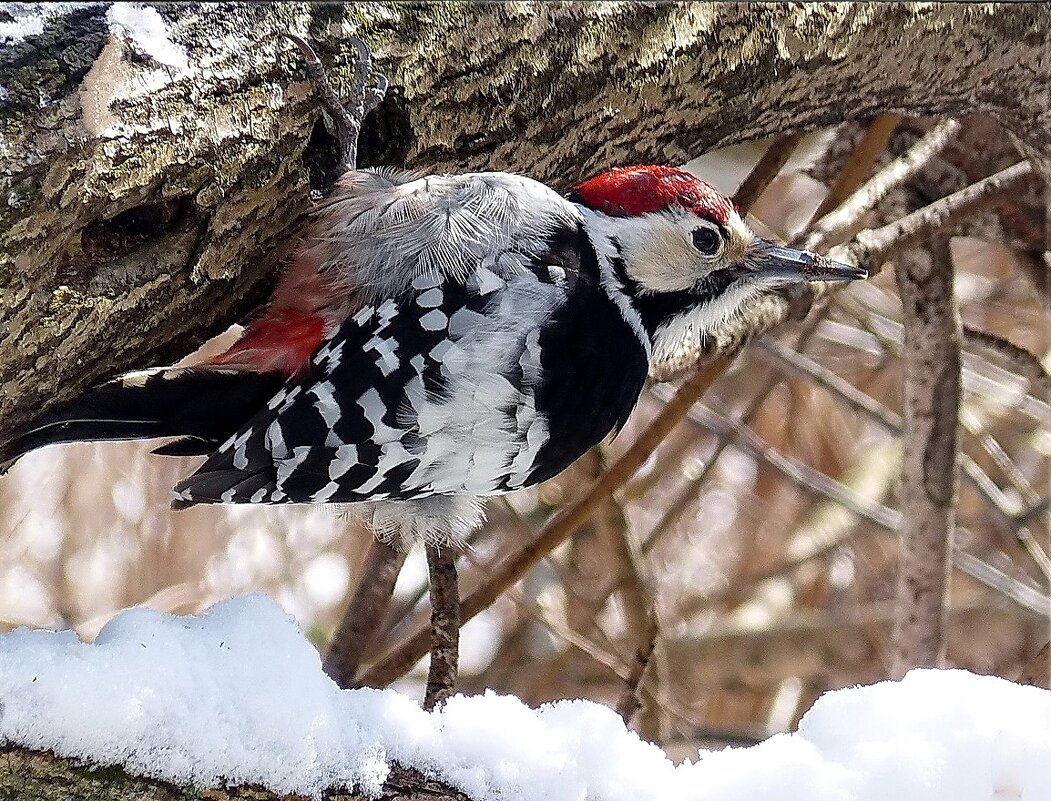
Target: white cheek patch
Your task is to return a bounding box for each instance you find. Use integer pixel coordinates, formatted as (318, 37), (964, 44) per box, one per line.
(650, 281), (765, 368)
(623, 225), (702, 293)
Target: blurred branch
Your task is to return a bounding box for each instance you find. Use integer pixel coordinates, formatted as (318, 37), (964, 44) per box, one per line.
(484, 564), (714, 738)
(755, 337), (902, 430)
(757, 337), (1048, 576)
(612, 515), (659, 733)
(677, 402), (1049, 617)
(323, 538), (407, 689)
(664, 602), (1044, 686)
(950, 551), (1049, 615)
(961, 326), (1051, 399)
(891, 239), (960, 677)
(1017, 641), (1050, 689)
(801, 119), (960, 250)
(732, 133), (804, 211)
(805, 114), (901, 225)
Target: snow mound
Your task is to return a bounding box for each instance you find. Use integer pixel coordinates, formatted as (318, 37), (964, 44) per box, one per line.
(106, 3), (188, 69)
(0, 595), (1048, 801)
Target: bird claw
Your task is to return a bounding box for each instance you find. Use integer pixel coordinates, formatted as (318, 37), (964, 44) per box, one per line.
(281, 32), (388, 172)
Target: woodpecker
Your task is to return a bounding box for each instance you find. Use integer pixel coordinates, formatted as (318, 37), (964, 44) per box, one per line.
(0, 38), (866, 547)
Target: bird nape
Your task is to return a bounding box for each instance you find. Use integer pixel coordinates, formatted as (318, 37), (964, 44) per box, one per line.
(0, 34), (867, 707)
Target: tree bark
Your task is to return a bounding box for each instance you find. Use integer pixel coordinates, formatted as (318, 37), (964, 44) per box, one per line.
(0, 748), (473, 801)
(1, 2), (1048, 441)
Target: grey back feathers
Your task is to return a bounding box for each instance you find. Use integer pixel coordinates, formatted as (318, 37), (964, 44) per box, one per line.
(303, 169), (586, 300)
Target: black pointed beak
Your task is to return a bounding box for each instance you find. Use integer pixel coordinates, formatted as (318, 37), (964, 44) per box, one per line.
(752, 241), (868, 283)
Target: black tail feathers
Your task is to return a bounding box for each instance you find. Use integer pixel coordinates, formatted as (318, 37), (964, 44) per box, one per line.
(0, 368), (285, 469)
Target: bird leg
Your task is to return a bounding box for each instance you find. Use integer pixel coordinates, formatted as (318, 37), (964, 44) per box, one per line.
(282, 33), (388, 172)
(423, 543), (460, 710)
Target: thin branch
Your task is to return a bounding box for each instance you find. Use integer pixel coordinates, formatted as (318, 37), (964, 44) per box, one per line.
(423, 544), (460, 710)
(831, 291), (1051, 422)
(691, 161), (1035, 370)
(322, 537), (407, 689)
(891, 238), (960, 677)
(830, 161), (1035, 274)
(801, 119), (961, 251)
(732, 132), (805, 211)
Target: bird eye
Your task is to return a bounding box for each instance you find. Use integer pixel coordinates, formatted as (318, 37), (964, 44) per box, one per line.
(692, 225), (722, 256)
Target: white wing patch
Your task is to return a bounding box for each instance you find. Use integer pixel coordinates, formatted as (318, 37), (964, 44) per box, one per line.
(391, 271), (560, 496)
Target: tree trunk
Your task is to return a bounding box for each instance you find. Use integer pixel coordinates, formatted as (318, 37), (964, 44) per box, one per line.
(891, 238), (960, 677)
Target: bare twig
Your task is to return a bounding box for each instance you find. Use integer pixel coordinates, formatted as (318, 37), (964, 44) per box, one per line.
(359, 361), (729, 687)
(732, 133), (805, 211)
(801, 119), (960, 251)
(805, 115), (902, 225)
(830, 161), (1035, 274)
(323, 537), (407, 689)
(423, 544), (460, 710)
(891, 238), (960, 677)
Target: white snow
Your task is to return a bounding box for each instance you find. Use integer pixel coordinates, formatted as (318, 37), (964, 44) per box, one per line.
(105, 3), (188, 69)
(0, 3), (187, 69)
(0, 2), (89, 44)
(0, 594), (1048, 801)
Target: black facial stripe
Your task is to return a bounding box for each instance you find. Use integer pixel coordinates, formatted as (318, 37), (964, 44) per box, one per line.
(610, 254), (742, 337)
(693, 268), (740, 298)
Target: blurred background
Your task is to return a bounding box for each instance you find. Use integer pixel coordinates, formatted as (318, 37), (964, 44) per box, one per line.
(1, 115), (1047, 758)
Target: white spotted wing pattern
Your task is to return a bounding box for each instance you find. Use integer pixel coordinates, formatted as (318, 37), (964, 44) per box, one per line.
(170, 171), (651, 530)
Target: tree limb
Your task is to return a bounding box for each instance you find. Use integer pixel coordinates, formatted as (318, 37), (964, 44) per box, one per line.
(1, 2), (1048, 438)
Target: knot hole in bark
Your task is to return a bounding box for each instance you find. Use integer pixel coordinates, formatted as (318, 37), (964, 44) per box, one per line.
(56, 196), (197, 291)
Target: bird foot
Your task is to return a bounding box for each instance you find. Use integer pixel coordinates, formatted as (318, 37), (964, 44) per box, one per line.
(282, 32), (388, 172)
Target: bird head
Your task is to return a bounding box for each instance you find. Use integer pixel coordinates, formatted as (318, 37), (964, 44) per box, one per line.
(568, 165), (866, 366)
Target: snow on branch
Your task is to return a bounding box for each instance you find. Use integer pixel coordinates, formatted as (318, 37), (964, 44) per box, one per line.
(0, 596), (1049, 801)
